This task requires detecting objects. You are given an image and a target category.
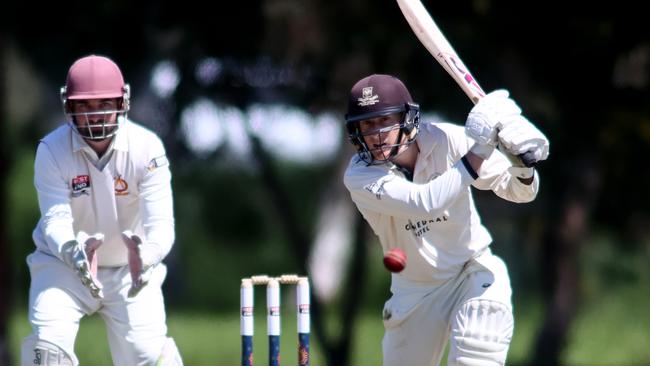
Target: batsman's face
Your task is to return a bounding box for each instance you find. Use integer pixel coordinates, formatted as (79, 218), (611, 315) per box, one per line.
(358, 113), (404, 160)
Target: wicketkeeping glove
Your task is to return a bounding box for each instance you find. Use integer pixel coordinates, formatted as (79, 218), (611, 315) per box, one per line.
(122, 230), (162, 298)
(61, 232), (105, 299)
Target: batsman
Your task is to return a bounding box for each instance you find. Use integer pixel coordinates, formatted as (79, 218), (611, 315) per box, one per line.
(343, 74), (549, 365)
(21, 55), (183, 365)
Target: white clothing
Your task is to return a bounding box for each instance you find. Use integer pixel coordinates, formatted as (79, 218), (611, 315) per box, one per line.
(24, 250), (169, 365)
(32, 119), (174, 266)
(344, 121), (538, 284)
(382, 251), (513, 366)
(24, 119), (177, 365)
(344, 121), (539, 365)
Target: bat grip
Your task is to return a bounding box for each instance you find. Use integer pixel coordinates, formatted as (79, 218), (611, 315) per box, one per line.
(519, 151), (537, 168)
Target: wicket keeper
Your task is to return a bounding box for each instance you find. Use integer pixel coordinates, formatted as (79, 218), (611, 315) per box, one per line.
(21, 55), (183, 365)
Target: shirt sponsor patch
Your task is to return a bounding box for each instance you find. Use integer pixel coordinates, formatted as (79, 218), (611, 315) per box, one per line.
(71, 175), (90, 197)
(147, 155), (169, 171)
(405, 215), (449, 237)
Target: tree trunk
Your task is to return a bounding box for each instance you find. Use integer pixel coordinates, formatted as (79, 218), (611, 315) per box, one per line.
(532, 157), (600, 365)
(0, 31), (14, 366)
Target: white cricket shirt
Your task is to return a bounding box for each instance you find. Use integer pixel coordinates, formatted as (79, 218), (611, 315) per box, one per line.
(32, 119), (175, 267)
(344, 121), (538, 284)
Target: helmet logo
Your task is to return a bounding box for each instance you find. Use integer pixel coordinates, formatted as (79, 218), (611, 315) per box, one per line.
(357, 87), (379, 106)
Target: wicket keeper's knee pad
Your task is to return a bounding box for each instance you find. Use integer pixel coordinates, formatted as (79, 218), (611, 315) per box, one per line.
(155, 337), (184, 366)
(448, 299), (513, 366)
(21, 336), (77, 366)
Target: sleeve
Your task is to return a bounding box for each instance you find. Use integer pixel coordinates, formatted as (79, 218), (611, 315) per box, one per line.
(139, 135), (175, 264)
(442, 122), (539, 203)
(472, 147), (539, 203)
(344, 159), (476, 219)
(34, 142), (76, 260)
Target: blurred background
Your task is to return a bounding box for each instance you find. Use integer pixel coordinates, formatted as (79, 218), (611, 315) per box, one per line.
(1, 0), (648, 365)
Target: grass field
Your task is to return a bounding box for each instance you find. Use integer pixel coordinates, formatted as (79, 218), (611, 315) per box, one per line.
(9, 231), (650, 365)
(10, 279), (650, 366)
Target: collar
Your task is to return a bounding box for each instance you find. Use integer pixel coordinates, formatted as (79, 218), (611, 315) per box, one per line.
(411, 122), (440, 181)
(413, 122), (436, 164)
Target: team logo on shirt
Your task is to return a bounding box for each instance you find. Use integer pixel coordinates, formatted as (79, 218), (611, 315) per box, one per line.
(71, 175), (91, 197)
(114, 175), (129, 196)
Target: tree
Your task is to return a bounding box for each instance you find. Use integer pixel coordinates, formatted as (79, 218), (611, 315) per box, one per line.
(0, 31), (13, 366)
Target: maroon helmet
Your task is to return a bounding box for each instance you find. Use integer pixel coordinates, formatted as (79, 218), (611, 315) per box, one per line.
(345, 74), (420, 164)
(60, 55), (130, 140)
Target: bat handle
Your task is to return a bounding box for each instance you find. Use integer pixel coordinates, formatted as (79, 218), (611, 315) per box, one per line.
(519, 151), (537, 168)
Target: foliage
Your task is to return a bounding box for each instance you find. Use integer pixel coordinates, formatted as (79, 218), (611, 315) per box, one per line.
(4, 0), (649, 364)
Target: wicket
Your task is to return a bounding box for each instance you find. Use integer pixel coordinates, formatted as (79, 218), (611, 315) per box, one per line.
(241, 274), (310, 366)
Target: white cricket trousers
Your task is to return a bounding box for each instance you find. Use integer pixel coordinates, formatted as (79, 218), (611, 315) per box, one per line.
(382, 252), (514, 366)
(22, 250), (169, 366)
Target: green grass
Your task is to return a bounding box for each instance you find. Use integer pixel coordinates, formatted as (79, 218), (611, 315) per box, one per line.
(10, 306), (385, 365)
(0, 300), (560, 366)
(564, 285), (650, 366)
(12, 309), (326, 365)
(12, 284), (650, 366)
(10, 236), (650, 365)
(10, 309), (384, 365)
(11, 288), (650, 366)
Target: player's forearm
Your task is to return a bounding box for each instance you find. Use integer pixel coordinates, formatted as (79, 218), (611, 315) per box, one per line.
(352, 159), (475, 218)
(139, 172), (175, 264)
(142, 223), (175, 264)
(38, 196), (76, 260)
(463, 151), (485, 175)
(43, 225), (75, 258)
(34, 142), (79, 258)
(493, 171), (539, 203)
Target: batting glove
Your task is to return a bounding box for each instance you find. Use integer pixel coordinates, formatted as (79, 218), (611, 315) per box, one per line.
(466, 89), (522, 147)
(61, 232), (105, 299)
(122, 230), (162, 298)
(497, 145), (535, 179)
(498, 114), (549, 162)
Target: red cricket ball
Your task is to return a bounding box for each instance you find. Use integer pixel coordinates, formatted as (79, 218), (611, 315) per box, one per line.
(383, 248), (407, 273)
